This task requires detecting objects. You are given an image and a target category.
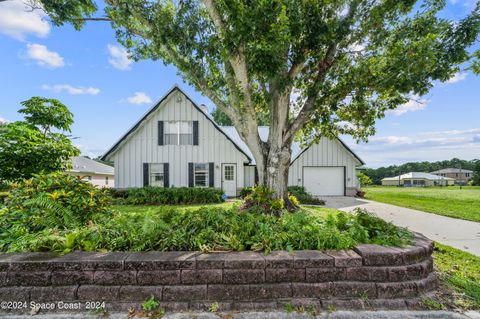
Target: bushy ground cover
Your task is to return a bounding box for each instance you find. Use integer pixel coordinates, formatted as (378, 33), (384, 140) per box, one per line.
(364, 186), (480, 222)
(431, 243), (480, 309)
(0, 174), (412, 253)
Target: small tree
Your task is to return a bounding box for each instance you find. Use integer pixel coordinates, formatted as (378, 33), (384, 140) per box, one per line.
(357, 172), (372, 188)
(0, 97), (80, 181)
(33, 0), (480, 209)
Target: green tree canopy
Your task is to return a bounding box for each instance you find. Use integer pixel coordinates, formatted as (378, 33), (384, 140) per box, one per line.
(212, 108), (269, 126)
(32, 0), (480, 207)
(363, 158), (480, 185)
(0, 97), (80, 181)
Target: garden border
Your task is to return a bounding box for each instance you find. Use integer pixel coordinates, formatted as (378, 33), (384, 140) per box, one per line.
(0, 233), (437, 313)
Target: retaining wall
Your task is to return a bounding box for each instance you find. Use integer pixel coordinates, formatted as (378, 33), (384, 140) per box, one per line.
(0, 233), (437, 312)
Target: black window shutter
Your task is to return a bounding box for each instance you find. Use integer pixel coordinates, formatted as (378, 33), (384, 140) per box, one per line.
(209, 162), (214, 187)
(188, 163), (194, 187)
(163, 163), (169, 188)
(193, 121), (199, 145)
(254, 167), (259, 185)
(158, 121), (164, 145)
(143, 163), (149, 187)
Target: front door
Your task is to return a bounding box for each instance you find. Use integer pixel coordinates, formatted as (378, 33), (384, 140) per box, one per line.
(222, 164), (237, 197)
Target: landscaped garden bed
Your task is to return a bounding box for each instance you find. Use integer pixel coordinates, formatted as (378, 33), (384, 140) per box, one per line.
(0, 173), (449, 313)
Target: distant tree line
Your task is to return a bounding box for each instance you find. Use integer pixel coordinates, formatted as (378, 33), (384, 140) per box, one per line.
(363, 158), (480, 185)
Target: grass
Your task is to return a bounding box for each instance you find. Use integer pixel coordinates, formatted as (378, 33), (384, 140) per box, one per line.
(433, 243), (480, 309)
(363, 186), (480, 222)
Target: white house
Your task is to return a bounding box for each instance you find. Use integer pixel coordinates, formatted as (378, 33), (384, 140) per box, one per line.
(381, 172), (455, 187)
(101, 86), (364, 197)
(66, 156), (115, 188)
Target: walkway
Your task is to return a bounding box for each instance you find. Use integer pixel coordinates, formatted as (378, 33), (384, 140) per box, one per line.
(320, 197), (480, 256)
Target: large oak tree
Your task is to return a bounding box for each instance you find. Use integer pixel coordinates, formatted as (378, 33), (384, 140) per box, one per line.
(29, 0), (479, 207)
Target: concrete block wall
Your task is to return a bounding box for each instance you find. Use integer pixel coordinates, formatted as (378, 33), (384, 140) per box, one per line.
(0, 234), (436, 313)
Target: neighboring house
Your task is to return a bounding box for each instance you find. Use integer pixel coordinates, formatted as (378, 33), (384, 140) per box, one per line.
(381, 172), (455, 187)
(101, 86), (365, 197)
(430, 168), (473, 185)
(66, 156), (115, 188)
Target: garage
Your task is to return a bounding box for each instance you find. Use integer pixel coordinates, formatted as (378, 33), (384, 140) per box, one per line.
(303, 167), (345, 196)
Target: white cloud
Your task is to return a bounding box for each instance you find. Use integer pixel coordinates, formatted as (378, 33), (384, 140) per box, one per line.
(0, 116), (8, 124)
(449, 0), (477, 9)
(107, 44), (132, 70)
(26, 43), (65, 68)
(446, 72), (467, 84)
(349, 127), (480, 167)
(42, 84), (100, 95)
(0, 0), (50, 40)
(126, 92), (152, 105)
(388, 95), (429, 116)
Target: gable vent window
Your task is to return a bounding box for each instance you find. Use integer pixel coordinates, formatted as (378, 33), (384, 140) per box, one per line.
(164, 121), (193, 145)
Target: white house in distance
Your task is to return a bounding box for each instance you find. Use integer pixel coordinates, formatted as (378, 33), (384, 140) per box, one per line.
(66, 156), (115, 188)
(381, 172), (455, 187)
(101, 86), (365, 197)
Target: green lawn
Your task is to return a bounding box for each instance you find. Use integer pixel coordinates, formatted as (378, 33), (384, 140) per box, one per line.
(433, 243), (480, 309)
(364, 186), (480, 222)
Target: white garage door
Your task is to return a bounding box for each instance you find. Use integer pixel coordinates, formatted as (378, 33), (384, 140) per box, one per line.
(303, 167), (345, 196)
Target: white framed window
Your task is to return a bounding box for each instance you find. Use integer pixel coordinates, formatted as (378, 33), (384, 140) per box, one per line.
(105, 176), (109, 185)
(164, 121), (193, 145)
(194, 163), (209, 187)
(149, 163), (164, 187)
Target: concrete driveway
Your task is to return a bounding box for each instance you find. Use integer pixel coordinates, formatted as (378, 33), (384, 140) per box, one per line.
(319, 197), (480, 256)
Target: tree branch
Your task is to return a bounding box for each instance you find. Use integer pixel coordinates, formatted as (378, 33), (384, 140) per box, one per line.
(203, 0), (254, 111)
(283, 1), (361, 143)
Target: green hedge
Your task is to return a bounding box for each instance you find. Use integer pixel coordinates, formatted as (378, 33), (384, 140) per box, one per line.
(110, 187), (225, 205)
(240, 186), (325, 205)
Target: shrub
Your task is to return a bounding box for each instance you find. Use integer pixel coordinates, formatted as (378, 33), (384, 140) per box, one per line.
(108, 188), (129, 199)
(0, 204), (413, 253)
(240, 186), (324, 206)
(239, 187), (253, 198)
(114, 187), (225, 205)
(0, 172), (112, 251)
(240, 186), (284, 215)
(287, 186), (325, 205)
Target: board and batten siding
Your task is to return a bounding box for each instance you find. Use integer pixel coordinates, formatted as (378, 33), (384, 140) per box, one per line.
(288, 138), (359, 189)
(111, 90), (249, 190)
(244, 166), (256, 188)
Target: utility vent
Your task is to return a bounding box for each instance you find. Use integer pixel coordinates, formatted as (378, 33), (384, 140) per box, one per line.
(200, 104), (208, 114)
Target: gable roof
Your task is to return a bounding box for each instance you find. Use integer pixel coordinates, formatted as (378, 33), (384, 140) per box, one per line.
(430, 168), (473, 174)
(101, 85), (253, 162)
(102, 85), (365, 166)
(382, 172), (455, 181)
(67, 156), (114, 175)
(220, 126), (365, 166)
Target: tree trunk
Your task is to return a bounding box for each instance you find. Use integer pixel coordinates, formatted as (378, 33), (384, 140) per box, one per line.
(254, 140), (295, 211)
(236, 87), (297, 211)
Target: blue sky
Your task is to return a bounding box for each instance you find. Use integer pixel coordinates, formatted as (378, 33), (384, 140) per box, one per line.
(0, 0), (479, 168)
